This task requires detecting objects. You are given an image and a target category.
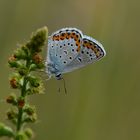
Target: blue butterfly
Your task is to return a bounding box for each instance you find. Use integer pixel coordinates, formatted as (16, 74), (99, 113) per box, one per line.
(46, 28), (106, 80)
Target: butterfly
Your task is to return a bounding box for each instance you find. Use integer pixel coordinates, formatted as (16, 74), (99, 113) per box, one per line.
(46, 28), (106, 80)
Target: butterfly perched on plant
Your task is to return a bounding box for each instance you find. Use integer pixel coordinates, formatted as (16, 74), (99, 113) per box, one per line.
(46, 28), (106, 80)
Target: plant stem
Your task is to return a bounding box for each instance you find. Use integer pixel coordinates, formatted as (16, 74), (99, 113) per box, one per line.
(16, 77), (26, 132)
(16, 108), (23, 131)
(16, 60), (30, 132)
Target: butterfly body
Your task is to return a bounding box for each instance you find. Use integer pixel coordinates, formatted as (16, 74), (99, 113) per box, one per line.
(46, 28), (106, 80)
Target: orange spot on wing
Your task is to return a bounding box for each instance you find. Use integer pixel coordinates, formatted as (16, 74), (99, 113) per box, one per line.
(96, 51), (101, 58)
(76, 45), (81, 52)
(53, 35), (60, 41)
(83, 42), (90, 49)
(70, 33), (75, 38)
(60, 33), (66, 40)
(67, 32), (81, 52)
(91, 45), (102, 57)
(66, 33), (71, 39)
(76, 41), (81, 52)
(83, 40), (102, 58)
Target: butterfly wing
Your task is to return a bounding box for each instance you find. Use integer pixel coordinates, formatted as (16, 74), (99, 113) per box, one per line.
(47, 28), (83, 73)
(62, 35), (106, 73)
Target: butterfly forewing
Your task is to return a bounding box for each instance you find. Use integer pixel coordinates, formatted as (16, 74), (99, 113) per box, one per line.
(47, 28), (83, 71)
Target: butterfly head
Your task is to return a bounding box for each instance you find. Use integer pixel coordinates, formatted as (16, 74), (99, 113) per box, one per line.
(46, 62), (62, 80)
(55, 73), (62, 80)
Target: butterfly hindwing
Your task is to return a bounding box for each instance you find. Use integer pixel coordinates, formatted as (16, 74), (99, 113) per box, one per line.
(62, 35), (106, 73)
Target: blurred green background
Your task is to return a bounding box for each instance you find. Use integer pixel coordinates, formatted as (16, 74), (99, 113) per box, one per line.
(0, 0), (140, 140)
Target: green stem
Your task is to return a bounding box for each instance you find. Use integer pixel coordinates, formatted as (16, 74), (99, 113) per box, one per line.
(16, 108), (23, 131)
(16, 77), (27, 132)
(16, 60), (30, 132)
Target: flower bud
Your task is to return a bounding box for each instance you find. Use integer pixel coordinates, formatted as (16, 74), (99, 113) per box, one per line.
(24, 105), (35, 116)
(32, 53), (43, 64)
(26, 26), (48, 53)
(10, 78), (18, 89)
(14, 48), (28, 60)
(8, 55), (18, 68)
(24, 128), (33, 139)
(18, 98), (25, 108)
(7, 110), (17, 120)
(15, 132), (28, 140)
(28, 76), (40, 87)
(6, 94), (17, 105)
(23, 114), (37, 123)
(8, 55), (16, 61)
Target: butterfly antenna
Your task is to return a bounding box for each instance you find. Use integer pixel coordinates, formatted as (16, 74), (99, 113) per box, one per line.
(62, 78), (67, 94)
(56, 80), (61, 93)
